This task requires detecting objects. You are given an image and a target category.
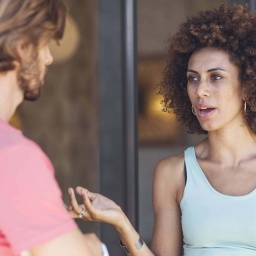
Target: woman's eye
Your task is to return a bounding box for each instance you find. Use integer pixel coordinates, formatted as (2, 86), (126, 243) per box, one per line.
(187, 76), (199, 83)
(211, 74), (222, 80)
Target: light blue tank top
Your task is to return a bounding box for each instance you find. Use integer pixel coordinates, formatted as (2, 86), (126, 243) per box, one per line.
(181, 147), (256, 256)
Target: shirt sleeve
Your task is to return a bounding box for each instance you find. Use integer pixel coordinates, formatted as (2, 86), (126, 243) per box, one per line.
(0, 140), (77, 254)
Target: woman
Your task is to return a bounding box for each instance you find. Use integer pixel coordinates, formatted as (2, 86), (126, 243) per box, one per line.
(68, 4), (256, 255)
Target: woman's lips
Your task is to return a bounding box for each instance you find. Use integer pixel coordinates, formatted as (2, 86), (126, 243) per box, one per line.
(200, 107), (215, 114)
(197, 107), (216, 117)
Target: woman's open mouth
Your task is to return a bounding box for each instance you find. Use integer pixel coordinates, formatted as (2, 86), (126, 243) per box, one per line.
(199, 107), (215, 114)
(197, 107), (216, 118)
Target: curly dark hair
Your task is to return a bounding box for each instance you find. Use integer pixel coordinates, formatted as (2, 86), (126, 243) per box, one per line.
(159, 4), (256, 134)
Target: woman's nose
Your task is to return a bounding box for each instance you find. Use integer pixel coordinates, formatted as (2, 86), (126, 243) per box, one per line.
(196, 80), (210, 98)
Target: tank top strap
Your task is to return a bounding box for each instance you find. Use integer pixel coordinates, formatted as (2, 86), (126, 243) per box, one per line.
(182, 146), (215, 211)
(183, 146), (211, 192)
(184, 147), (201, 180)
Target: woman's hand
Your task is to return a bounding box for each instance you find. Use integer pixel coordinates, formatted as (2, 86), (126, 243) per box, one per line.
(67, 186), (127, 230)
(68, 187), (155, 255)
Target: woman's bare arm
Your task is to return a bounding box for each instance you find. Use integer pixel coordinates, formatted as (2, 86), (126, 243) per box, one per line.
(68, 187), (155, 255)
(67, 154), (185, 256)
(150, 155), (185, 255)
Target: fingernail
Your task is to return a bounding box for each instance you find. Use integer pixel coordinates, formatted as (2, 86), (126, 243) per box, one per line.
(68, 188), (71, 195)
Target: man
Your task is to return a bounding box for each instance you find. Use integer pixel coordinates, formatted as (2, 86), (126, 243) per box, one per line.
(0, 0), (102, 255)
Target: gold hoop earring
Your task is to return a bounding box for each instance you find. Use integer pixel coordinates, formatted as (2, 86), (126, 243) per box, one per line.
(244, 101), (247, 113)
(192, 106), (197, 116)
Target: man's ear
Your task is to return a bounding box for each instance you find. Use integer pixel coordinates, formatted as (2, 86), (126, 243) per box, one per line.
(15, 41), (34, 65)
(11, 41), (25, 69)
(15, 41), (26, 63)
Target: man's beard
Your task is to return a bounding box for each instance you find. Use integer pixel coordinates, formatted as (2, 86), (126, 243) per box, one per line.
(17, 61), (47, 101)
(23, 80), (43, 101)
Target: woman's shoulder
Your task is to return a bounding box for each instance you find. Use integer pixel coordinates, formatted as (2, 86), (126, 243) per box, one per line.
(154, 151), (185, 177)
(153, 151), (186, 201)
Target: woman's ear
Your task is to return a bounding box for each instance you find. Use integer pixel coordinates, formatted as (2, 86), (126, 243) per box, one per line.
(241, 86), (247, 102)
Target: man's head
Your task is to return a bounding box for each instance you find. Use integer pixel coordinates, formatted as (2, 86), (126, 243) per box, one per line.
(0, 0), (66, 100)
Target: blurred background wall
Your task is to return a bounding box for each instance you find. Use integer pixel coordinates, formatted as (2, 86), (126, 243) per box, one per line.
(18, 0), (99, 234)
(11, 0), (249, 254)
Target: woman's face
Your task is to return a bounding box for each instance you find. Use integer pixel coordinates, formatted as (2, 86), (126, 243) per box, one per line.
(187, 47), (243, 132)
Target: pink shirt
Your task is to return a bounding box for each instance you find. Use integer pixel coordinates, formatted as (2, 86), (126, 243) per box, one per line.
(0, 118), (77, 255)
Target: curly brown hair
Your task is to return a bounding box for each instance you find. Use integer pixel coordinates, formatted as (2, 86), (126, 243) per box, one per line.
(159, 4), (256, 134)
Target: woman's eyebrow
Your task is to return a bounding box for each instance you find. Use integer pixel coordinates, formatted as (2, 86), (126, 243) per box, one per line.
(207, 67), (226, 72)
(187, 67), (226, 73)
(187, 69), (198, 74)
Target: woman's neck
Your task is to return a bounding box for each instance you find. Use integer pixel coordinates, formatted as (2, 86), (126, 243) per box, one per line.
(197, 125), (256, 167)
